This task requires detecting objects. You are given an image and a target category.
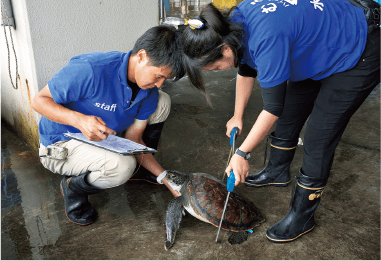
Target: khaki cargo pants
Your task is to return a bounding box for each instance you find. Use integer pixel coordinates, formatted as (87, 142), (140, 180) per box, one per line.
(39, 90), (170, 189)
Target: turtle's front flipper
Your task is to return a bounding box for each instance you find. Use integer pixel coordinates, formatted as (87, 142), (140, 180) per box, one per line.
(165, 196), (184, 251)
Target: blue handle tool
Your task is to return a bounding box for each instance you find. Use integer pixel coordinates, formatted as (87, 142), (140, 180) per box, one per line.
(223, 127), (239, 182)
(227, 170), (235, 192)
(230, 127), (239, 147)
(216, 127), (239, 242)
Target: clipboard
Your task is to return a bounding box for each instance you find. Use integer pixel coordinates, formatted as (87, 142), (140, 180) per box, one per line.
(64, 132), (157, 155)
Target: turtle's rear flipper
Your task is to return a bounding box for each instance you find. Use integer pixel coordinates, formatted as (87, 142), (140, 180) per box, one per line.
(228, 231), (249, 245)
(165, 196), (184, 251)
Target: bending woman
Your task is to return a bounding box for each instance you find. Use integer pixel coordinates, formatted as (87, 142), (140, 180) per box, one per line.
(181, 1), (380, 242)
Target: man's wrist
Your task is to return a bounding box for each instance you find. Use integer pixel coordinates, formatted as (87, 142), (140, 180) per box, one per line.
(157, 170), (168, 184)
(71, 111), (84, 130)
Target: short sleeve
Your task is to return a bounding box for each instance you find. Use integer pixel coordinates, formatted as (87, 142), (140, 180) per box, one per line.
(135, 88), (159, 120)
(48, 59), (95, 104)
(231, 7), (258, 71)
(238, 63), (258, 78)
(250, 33), (291, 88)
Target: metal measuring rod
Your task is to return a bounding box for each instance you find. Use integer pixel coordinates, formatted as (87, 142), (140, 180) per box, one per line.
(215, 127), (239, 242)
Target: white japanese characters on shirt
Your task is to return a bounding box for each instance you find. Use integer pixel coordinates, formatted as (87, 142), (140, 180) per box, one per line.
(250, 0), (324, 13)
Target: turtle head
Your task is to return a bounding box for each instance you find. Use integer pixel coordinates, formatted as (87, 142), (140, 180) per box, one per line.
(165, 170), (189, 193)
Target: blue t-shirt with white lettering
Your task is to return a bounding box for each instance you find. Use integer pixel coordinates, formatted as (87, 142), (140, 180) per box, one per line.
(232, 0), (367, 87)
(39, 51), (159, 147)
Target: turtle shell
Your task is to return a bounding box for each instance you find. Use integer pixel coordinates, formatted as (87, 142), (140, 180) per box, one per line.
(187, 173), (265, 232)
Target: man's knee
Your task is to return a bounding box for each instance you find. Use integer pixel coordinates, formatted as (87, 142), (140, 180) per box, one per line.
(88, 155), (137, 189)
(109, 155), (137, 185)
(148, 90), (171, 125)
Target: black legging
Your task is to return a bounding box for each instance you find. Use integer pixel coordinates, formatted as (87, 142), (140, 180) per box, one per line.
(274, 29), (380, 181)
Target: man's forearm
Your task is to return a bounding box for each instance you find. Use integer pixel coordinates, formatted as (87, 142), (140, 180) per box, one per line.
(129, 135), (179, 197)
(32, 85), (114, 141)
(124, 128), (164, 176)
(31, 90), (83, 129)
(134, 152), (163, 176)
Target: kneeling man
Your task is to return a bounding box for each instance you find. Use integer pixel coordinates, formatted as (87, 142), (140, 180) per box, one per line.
(31, 25), (184, 225)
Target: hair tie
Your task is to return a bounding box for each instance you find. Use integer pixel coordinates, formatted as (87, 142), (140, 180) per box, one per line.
(184, 18), (204, 30)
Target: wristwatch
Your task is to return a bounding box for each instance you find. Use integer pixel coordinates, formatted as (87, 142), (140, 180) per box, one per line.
(235, 148), (251, 160)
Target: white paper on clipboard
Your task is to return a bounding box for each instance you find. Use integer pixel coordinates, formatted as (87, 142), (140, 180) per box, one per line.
(64, 132), (157, 155)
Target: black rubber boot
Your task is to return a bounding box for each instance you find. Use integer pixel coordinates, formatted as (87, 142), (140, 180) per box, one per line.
(245, 132), (298, 187)
(266, 171), (326, 243)
(60, 173), (103, 225)
(129, 121), (165, 184)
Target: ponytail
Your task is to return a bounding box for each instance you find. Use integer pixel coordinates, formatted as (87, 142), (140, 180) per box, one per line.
(181, 3), (244, 92)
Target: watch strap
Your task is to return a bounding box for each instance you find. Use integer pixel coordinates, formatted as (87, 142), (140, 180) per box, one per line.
(235, 148), (250, 160)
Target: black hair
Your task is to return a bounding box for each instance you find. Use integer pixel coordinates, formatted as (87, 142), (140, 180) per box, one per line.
(181, 3), (244, 92)
(132, 25), (185, 81)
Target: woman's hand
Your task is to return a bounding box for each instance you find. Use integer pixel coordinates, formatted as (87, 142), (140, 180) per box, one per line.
(225, 153), (250, 186)
(226, 116), (243, 137)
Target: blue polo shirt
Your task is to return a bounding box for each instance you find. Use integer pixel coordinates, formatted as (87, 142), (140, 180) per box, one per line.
(39, 51), (159, 147)
(232, 0), (367, 87)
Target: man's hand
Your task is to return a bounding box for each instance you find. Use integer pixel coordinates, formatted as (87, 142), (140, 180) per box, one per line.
(76, 114), (116, 141)
(225, 153), (250, 186)
(125, 119), (180, 197)
(163, 178), (180, 197)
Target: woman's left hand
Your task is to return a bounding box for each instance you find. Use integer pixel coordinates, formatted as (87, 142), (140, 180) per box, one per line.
(225, 153), (250, 186)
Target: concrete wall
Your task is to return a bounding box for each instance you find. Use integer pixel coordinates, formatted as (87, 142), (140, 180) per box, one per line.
(1, 0), (159, 152)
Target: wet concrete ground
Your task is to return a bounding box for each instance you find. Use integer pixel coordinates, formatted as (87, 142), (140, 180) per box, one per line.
(2, 68), (380, 259)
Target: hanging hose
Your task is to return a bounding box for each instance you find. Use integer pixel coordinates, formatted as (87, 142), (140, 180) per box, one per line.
(1, 0), (19, 90)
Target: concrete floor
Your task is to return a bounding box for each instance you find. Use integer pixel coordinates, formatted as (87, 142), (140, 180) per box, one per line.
(2, 68), (380, 260)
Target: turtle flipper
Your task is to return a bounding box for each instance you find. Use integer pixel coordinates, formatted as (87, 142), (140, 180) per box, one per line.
(165, 196), (184, 251)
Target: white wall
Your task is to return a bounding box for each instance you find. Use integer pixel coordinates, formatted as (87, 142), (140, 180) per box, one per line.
(1, 0), (36, 127)
(1, 0), (159, 151)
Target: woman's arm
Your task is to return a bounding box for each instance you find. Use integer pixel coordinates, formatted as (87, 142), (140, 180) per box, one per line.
(225, 80), (288, 185)
(226, 110), (279, 185)
(226, 74), (256, 137)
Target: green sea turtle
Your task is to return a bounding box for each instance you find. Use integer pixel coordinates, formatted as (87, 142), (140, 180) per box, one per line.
(163, 170), (265, 250)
